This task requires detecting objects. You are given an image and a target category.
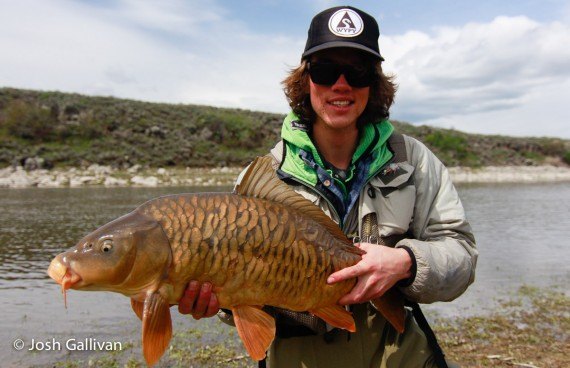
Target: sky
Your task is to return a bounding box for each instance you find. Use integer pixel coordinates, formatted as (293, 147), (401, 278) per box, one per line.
(1, 0), (569, 138)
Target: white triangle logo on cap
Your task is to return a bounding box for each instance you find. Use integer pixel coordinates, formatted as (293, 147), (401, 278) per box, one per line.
(328, 9), (364, 37)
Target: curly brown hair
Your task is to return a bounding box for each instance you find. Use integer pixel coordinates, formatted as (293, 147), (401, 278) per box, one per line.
(282, 58), (397, 127)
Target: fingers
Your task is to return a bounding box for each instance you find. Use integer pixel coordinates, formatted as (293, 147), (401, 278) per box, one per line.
(178, 281), (219, 319)
(327, 243), (374, 284)
(204, 292), (219, 318)
(178, 281), (200, 315)
(192, 283), (212, 319)
(327, 262), (365, 284)
(337, 275), (382, 305)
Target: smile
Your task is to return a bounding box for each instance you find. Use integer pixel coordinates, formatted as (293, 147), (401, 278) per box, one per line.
(329, 100), (352, 107)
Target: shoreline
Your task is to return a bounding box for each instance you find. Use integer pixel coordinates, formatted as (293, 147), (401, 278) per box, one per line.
(1, 164), (570, 188)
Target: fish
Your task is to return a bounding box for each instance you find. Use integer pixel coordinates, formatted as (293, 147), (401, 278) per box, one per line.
(47, 155), (405, 366)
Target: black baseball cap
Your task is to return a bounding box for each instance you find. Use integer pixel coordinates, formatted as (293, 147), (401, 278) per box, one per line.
(302, 6), (383, 61)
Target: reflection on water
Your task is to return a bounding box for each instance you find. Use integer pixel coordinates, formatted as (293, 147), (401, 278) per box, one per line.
(1, 183), (569, 366)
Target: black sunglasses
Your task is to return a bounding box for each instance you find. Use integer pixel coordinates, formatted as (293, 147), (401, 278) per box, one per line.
(308, 61), (374, 88)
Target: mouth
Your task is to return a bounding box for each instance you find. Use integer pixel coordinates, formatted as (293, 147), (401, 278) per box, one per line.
(328, 100), (353, 108)
(47, 257), (82, 308)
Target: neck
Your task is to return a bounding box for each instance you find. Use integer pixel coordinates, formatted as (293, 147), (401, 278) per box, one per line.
(312, 123), (359, 170)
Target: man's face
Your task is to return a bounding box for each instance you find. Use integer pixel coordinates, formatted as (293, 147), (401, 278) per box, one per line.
(309, 48), (371, 133)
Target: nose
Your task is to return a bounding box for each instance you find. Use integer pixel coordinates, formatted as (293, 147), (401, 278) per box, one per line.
(331, 74), (351, 91)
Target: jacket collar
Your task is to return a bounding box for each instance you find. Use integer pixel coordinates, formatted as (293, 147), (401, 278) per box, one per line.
(280, 111), (394, 186)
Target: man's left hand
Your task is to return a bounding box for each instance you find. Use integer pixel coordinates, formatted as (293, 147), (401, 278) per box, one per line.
(326, 243), (412, 305)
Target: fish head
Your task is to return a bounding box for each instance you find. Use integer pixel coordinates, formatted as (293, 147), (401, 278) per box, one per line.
(47, 211), (171, 296)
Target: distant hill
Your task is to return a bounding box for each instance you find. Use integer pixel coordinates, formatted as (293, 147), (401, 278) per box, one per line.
(1, 87), (568, 169)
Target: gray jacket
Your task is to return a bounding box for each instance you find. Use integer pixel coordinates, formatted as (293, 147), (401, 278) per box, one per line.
(268, 134), (478, 304)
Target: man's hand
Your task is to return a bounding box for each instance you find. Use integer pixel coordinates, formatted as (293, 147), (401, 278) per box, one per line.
(327, 243), (412, 305)
(178, 281), (220, 319)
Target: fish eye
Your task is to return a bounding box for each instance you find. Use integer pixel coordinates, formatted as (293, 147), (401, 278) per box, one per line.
(86, 243), (93, 249)
(101, 240), (113, 253)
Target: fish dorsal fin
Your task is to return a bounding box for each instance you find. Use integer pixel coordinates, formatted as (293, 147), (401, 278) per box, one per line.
(235, 156), (351, 245)
(232, 305), (276, 361)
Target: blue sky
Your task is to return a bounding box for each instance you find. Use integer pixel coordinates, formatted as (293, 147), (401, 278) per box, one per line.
(1, 0), (569, 138)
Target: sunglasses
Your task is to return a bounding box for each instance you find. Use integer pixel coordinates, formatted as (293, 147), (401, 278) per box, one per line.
(308, 61), (374, 88)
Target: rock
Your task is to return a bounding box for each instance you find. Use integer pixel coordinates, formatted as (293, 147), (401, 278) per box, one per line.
(0, 166), (15, 176)
(131, 175), (159, 187)
(145, 125), (166, 138)
(87, 164), (113, 175)
(104, 177), (128, 187)
(70, 176), (97, 187)
(37, 174), (68, 188)
(23, 156), (48, 171)
(3, 167), (34, 187)
(128, 164), (141, 173)
(157, 168), (167, 175)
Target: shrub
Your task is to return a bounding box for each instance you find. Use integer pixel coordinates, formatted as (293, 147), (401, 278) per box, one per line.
(1, 101), (57, 141)
(424, 130), (480, 166)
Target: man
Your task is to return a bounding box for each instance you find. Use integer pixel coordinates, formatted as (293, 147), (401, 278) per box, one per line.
(179, 6), (477, 367)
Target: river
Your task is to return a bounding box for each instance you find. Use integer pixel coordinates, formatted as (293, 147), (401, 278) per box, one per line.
(1, 183), (569, 367)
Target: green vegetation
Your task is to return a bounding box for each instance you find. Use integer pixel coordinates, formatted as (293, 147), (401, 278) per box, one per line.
(1, 87), (568, 169)
(436, 286), (569, 367)
(424, 130), (480, 166)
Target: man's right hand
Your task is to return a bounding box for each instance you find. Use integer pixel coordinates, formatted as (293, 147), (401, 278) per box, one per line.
(178, 281), (220, 319)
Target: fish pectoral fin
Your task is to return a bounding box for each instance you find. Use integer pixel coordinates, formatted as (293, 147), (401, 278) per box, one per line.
(131, 298), (144, 321)
(309, 305), (356, 332)
(370, 288), (406, 333)
(142, 293), (173, 366)
(232, 305), (275, 361)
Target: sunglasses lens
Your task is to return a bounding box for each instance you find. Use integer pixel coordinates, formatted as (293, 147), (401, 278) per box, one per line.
(309, 62), (372, 88)
(309, 63), (341, 85)
(345, 66), (372, 88)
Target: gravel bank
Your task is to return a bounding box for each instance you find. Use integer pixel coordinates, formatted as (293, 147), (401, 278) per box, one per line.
(1, 165), (570, 188)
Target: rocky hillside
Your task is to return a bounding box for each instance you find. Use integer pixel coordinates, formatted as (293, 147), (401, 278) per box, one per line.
(1, 87), (568, 169)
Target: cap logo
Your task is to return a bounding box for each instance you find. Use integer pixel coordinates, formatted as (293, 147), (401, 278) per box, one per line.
(328, 9), (363, 37)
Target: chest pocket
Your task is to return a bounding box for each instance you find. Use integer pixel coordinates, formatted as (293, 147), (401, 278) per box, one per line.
(361, 163), (416, 237)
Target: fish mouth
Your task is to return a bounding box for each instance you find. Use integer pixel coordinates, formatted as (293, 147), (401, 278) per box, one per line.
(47, 257), (83, 308)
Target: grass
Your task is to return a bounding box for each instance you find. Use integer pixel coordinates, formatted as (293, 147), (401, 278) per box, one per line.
(436, 286), (569, 367)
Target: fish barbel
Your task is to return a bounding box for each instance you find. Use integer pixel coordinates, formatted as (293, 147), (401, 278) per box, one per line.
(47, 156), (405, 366)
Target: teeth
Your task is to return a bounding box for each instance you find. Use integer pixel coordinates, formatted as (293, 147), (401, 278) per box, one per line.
(331, 101), (351, 106)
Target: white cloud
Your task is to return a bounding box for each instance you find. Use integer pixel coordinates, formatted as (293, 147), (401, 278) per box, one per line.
(381, 16), (570, 137)
(0, 0), (300, 111)
(0, 2), (568, 138)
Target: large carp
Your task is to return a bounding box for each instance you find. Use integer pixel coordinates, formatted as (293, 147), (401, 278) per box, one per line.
(47, 156), (405, 366)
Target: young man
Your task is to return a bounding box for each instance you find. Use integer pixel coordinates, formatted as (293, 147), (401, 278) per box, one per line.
(179, 6), (477, 367)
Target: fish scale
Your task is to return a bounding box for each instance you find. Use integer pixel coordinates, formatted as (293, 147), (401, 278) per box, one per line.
(138, 193), (359, 310)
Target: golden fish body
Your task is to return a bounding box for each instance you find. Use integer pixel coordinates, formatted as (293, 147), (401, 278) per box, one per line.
(141, 192), (361, 310)
(47, 156), (405, 366)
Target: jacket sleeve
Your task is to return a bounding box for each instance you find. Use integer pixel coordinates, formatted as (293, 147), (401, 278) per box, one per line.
(395, 136), (478, 304)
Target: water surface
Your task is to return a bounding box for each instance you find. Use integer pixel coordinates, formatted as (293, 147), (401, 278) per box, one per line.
(1, 183), (569, 366)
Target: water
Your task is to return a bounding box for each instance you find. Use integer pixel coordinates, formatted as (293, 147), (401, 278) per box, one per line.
(1, 183), (569, 366)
